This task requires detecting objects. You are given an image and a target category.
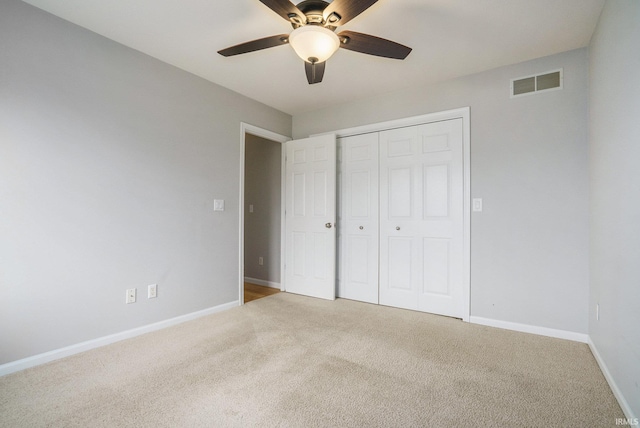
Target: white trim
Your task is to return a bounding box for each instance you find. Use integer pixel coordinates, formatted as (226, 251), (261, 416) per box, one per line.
(469, 316), (588, 343)
(322, 107), (472, 322)
(280, 143), (286, 292)
(588, 338), (637, 420)
(462, 109), (471, 323)
(313, 108), (470, 139)
(244, 277), (281, 289)
(0, 300), (239, 377)
(239, 123), (290, 305)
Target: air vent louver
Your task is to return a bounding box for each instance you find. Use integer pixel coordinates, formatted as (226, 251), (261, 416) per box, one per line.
(511, 69), (563, 98)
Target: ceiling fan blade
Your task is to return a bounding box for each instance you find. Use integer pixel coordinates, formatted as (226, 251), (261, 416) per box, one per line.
(258, 0), (305, 25)
(323, 0), (378, 26)
(338, 31), (412, 59)
(218, 34), (289, 57)
(305, 61), (326, 84)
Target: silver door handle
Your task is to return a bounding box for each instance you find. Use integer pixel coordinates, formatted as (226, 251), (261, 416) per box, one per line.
(396, 226), (401, 231)
(359, 226), (364, 230)
(325, 223), (333, 229)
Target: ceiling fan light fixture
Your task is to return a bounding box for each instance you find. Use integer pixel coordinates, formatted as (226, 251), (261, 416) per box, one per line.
(288, 25), (340, 63)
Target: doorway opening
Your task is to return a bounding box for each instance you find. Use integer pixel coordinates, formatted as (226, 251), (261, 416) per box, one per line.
(239, 123), (289, 304)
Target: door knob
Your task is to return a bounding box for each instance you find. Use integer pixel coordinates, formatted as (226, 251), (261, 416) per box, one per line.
(359, 226), (364, 230)
(325, 223), (333, 229)
(396, 226), (401, 231)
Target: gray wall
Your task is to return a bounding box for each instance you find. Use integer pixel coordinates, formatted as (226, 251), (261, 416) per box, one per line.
(294, 49), (590, 335)
(0, 0), (291, 364)
(244, 134), (281, 284)
(589, 0), (640, 416)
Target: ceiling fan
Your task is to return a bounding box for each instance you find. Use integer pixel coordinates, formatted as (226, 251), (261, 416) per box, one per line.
(218, 0), (412, 84)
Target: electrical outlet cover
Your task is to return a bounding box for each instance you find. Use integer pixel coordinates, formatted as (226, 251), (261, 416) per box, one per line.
(213, 199), (225, 211)
(126, 288), (136, 304)
(148, 284), (157, 299)
(472, 198), (483, 212)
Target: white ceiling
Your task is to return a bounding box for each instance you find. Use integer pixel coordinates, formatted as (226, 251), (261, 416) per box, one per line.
(21, 0), (605, 115)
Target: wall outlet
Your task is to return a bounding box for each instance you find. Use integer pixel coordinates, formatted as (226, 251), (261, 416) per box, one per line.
(472, 198), (483, 212)
(148, 284), (157, 299)
(213, 199), (225, 211)
(249, 204), (254, 213)
(258, 257), (264, 266)
(126, 288), (136, 304)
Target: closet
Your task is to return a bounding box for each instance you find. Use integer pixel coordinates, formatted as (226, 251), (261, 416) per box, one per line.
(337, 117), (465, 319)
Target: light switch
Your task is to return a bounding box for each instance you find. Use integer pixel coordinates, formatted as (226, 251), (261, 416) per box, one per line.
(214, 199), (225, 211)
(472, 198), (483, 212)
(249, 204), (254, 213)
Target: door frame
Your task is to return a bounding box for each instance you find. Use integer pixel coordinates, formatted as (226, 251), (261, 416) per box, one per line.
(314, 107), (471, 321)
(239, 123), (290, 305)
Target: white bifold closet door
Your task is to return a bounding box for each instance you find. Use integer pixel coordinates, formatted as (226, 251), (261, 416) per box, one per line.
(379, 119), (464, 318)
(337, 133), (379, 304)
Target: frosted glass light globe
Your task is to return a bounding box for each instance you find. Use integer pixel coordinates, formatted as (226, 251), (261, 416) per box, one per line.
(288, 25), (340, 63)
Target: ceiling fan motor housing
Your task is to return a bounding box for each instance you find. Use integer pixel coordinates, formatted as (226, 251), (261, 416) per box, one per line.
(293, 0), (333, 27)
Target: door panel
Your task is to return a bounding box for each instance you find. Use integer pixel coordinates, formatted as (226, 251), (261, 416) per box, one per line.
(422, 238), (450, 295)
(418, 120), (464, 316)
(424, 164), (450, 218)
(389, 168), (413, 218)
(388, 237), (413, 290)
(379, 126), (419, 310)
(285, 134), (336, 300)
(346, 235), (370, 284)
(313, 232), (327, 278)
(337, 133), (379, 304)
(380, 119), (464, 318)
(350, 171), (370, 217)
(313, 171), (327, 216)
(292, 232), (306, 276)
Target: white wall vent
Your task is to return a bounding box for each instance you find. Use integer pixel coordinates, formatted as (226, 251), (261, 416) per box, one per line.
(510, 69), (563, 98)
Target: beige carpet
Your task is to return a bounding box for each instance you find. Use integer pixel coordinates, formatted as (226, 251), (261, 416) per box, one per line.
(0, 293), (622, 427)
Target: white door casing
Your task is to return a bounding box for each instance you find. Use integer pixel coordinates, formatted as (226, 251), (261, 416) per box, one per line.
(379, 119), (464, 318)
(337, 133), (379, 304)
(284, 134), (337, 300)
(238, 123), (290, 306)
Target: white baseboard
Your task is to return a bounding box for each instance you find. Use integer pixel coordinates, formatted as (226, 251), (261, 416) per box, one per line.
(469, 316), (589, 343)
(588, 338), (636, 420)
(244, 277), (281, 289)
(0, 300), (239, 377)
